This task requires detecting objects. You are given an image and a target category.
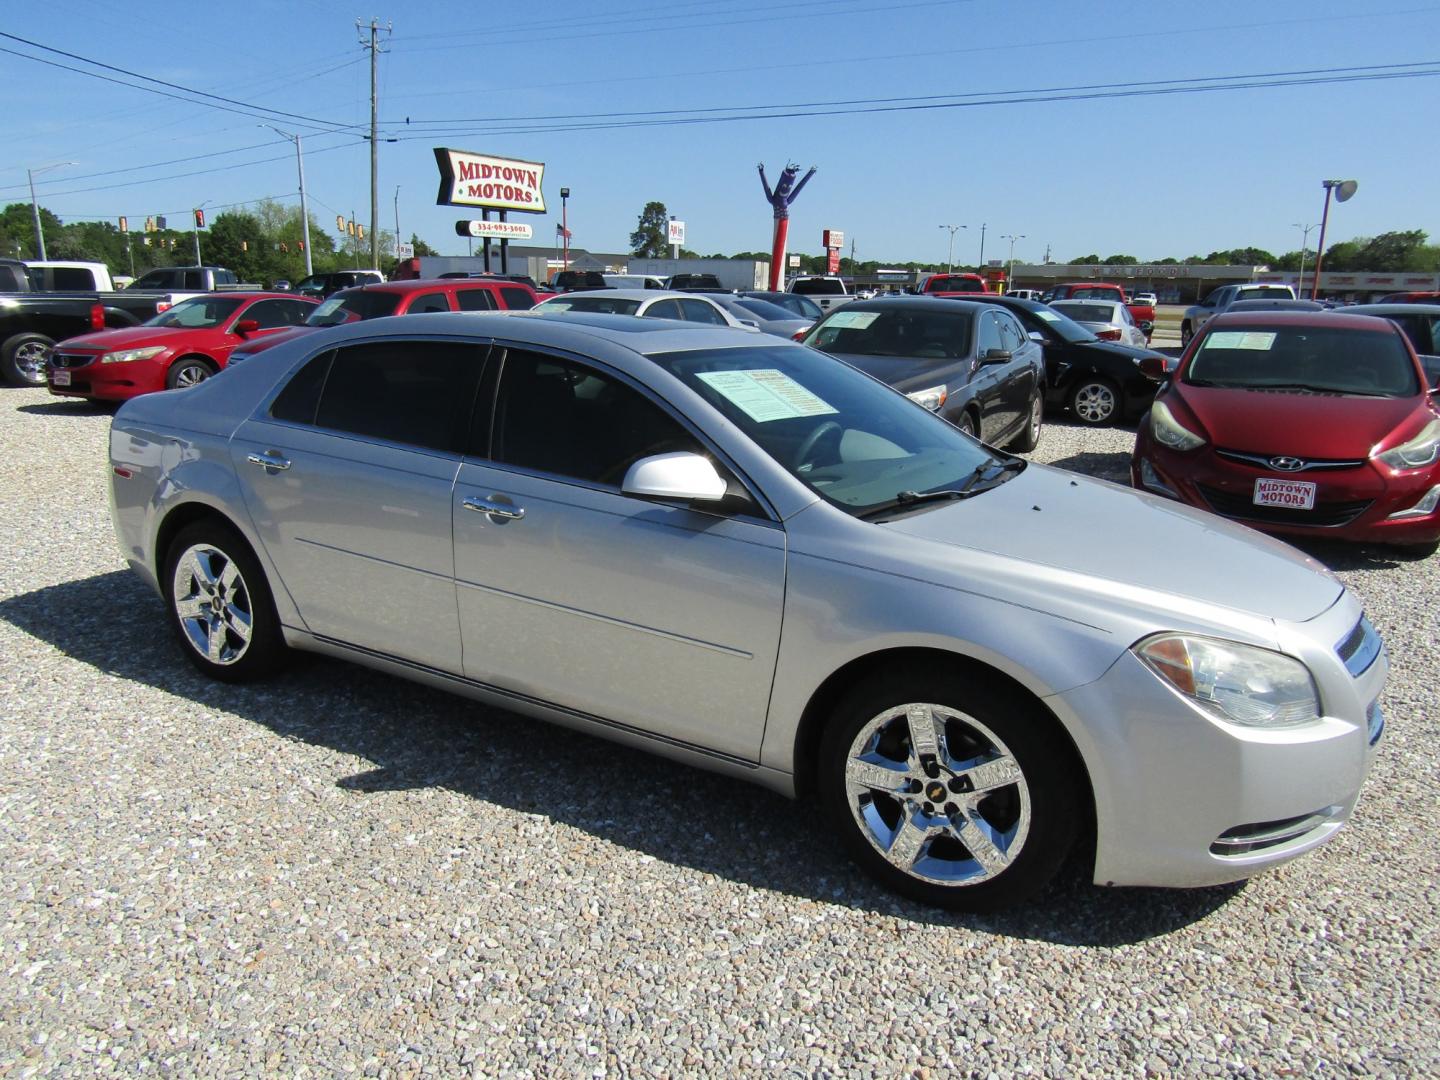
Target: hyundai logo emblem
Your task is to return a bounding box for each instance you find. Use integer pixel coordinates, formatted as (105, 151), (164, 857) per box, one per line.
(1269, 456), (1306, 472)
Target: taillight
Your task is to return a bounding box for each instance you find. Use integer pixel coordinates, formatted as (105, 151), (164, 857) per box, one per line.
(155, 301), (171, 314)
(791, 327), (811, 342)
(1096, 328), (1122, 341)
(89, 303), (105, 331)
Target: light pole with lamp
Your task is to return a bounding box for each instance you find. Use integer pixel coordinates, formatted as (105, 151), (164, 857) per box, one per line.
(560, 187), (571, 269)
(976, 223), (987, 271)
(937, 224), (966, 274)
(1001, 233), (1026, 292)
(260, 125), (314, 277)
(27, 161), (77, 260)
(1309, 179), (1357, 300)
(1292, 222), (1316, 297)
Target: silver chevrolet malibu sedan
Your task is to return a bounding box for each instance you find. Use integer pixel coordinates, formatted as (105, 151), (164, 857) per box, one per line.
(108, 312), (1387, 910)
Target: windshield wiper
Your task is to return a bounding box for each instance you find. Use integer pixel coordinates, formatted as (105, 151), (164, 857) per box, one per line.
(858, 459), (1024, 520)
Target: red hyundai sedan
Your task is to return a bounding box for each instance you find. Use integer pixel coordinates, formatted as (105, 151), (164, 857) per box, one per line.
(1131, 311), (1440, 554)
(47, 292), (318, 402)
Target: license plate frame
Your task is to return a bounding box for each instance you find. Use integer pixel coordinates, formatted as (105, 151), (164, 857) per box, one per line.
(1253, 477), (1316, 510)
(51, 368), (71, 387)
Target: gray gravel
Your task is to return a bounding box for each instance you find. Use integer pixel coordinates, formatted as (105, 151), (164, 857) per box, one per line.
(1, 386), (1437, 1078)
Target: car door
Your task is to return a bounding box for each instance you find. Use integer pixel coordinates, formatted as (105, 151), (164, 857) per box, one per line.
(225, 298), (314, 360)
(450, 345), (786, 761)
(230, 337), (485, 670)
(994, 310), (1039, 433)
(969, 310), (1011, 439)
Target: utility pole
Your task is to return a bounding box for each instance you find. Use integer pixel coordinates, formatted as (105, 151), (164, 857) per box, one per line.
(977, 223), (987, 271)
(1293, 222), (1316, 297)
(359, 18), (392, 270)
(393, 185), (401, 255)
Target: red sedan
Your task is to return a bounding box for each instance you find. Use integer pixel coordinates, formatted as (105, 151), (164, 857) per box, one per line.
(1131, 311), (1440, 554)
(47, 292), (318, 401)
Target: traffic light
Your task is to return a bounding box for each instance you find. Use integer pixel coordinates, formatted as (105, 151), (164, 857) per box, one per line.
(118, 216), (128, 233)
(336, 214), (345, 232)
(194, 209), (205, 229)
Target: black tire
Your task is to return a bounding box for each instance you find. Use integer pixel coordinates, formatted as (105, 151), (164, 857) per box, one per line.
(956, 410), (978, 439)
(1068, 376), (1121, 427)
(166, 356), (217, 390)
(1008, 390), (1043, 452)
(161, 520), (286, 682)
(1, 332), (55, 387)
(818, 664), (1081, 912)
(1180, 322), (1193, 348)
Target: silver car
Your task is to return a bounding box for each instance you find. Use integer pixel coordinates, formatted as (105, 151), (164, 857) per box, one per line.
(1049, 299), (1149, 348)
(109, 312), (1386, 911)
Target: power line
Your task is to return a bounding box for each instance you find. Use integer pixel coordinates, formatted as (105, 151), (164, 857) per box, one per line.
(0, 32), (360, 134)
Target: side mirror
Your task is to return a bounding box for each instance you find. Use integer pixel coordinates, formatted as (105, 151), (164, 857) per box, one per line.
(738, 318), (761, 329)
(1027, 331), (1046, 344)
(234, 319), (260, 335)
(1138, 355), (1168, 380)
(622, 452), (727, 503)
(981, 348), (1012, 364)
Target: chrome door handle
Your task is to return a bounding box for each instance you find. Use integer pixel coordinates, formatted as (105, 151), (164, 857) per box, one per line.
(463, 496), (525, 520)
(246, 451), (291, 471)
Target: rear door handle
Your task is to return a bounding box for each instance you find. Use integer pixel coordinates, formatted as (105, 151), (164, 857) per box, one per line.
(463, 495), (525, 520)
(246, 451), (291, 471)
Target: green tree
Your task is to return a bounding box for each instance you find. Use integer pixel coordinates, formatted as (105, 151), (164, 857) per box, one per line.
(629, 201), (669, 258)
(410, 232), (439, 257)
(1103, 254), (1138, 265)
(1071, 254), (1102, 265)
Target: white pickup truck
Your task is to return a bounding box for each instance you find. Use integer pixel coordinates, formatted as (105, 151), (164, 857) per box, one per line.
(1182, 283), (1297, 346)
(788, 275), (854, 315)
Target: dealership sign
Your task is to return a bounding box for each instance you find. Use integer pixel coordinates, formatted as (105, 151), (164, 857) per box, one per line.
(667, 220), (686, 246)
(434, 148), (546, 213)
(456, 220), (535, 240)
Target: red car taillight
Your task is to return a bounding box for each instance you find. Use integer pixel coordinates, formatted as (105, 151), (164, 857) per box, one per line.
(1096, 328), (1123, 341)
(89, 303), (105, 331)
(155, 301), (172, 314)
(791, 328), (809, 342)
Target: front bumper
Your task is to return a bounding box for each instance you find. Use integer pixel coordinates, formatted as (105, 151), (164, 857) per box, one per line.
(47, 353), (166, 401)
(1047, 602), (1385, 888)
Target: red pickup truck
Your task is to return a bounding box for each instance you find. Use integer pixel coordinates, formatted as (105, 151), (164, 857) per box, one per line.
(1041, 282), (1154, 341)
(918, 272), (990, 296)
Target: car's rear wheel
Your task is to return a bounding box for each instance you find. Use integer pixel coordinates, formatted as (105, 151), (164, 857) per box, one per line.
(818, 666), (1080, 911)
(956, 411), (977, 439)
(162, 521), (285, 682)
(2, 332), (55, 387)
(1069, 377), (1120, 426)
(1180, 323), (1193, 348)
(1008, 390), (1043, 452)
(166, 356), (217, 390)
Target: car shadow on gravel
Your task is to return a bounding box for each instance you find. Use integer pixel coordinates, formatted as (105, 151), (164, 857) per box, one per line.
(15, 400), (118, 416)
(1, 569), (1243, 945)
(1041, 449), (1134, 485)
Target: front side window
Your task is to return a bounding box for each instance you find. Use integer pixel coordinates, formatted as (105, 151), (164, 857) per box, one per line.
(306, 290), (402, 326)
(405, 291), (452, 314)
(490, 350), (702, 486)
(997, 313), (1025, 352)
(241, 298), (310, 329)
(977, 312), (1003, 355)
(145, 296), (245, 329)
(1187, 325), (1420, 397)
(306, 341), (481, 451)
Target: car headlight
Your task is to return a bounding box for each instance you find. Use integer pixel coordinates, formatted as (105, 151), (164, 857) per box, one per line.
(100, 345), (167, 365)
(1376, 419), (1440, 470)
(1135, 634), (1320, 728)
(907, 384), (948, 411)
(1150, 400), (1205, 451)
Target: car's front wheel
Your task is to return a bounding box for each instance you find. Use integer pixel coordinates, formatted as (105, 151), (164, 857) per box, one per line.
(167, 356), (217, 390)
(1, 332), (55, 387)
(1180, 322), (1193, 348)
(1068, 376), (1120, 426)
(162, 520), (285, 682)
(818, 666), (1081, 911)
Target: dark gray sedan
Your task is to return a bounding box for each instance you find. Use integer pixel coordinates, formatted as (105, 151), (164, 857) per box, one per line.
(802, 297), (1045, 450)
(706, 294), (814, 339)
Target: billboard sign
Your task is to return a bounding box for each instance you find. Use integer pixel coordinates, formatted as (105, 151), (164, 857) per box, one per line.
(822, 229), (844, 250)
(667, 219), (686, 246)
(395, 242), (415, 260)
(456, 220), (535, 240)
(434, 148), (547, 213)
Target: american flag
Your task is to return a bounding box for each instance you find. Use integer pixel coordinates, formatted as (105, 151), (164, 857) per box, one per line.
(556, 223), (572, 239)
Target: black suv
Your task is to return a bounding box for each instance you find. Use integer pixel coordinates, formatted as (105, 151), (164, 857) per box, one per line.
(550, 270), (609, 292)
(294, 270), (385, 298)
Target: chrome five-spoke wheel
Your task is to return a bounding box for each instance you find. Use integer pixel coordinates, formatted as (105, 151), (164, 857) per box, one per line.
(845, 703), (1030, 885)
(1070, 378), (1118, 426)
(172, 544), (254, 666)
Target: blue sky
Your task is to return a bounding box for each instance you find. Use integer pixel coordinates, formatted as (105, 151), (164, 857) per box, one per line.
(3, 0), (1438, 266)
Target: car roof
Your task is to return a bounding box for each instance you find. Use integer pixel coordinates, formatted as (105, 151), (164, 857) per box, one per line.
(1343, 303), (1440, 317)
(543, 288), (705, 302)
(1208, 310), (1403, 332)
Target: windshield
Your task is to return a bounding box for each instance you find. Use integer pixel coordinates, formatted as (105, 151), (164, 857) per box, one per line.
(1052, 302), (1119, 324)
(537, 295), (642, 316)
(649, 344), (1007, 516)
(803, 307), (975, 359)
(737, 298), (800, 322)
(144, 296), (245, 329)
(1187, 325), (1420, 397)
(306, 290), (402, 326)
(1029, 306), (1098, 343)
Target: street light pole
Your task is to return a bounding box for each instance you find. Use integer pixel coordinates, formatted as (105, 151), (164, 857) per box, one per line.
(937, 224), (966, 274)
(1001, 233), (1026, 291)
(560, 187), (571, 269)
(1292, 222), (1316, 297)
(393, 185), (401, 258)
(26, 161), (77, 260)
(1310, 179), (1357, 300)
(977, 223), (987, 271)
(261, 125), (313, 277)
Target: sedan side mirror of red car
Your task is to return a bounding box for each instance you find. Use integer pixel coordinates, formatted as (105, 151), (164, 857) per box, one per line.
(233, 319), (260, 335)
(1138, 355), (1168, 380)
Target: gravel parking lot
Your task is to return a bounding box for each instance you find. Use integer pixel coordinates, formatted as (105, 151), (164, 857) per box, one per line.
(2, 385), (1436, 1077)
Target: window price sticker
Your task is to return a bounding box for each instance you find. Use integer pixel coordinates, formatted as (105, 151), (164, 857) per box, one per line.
(697, 369), (839, 423)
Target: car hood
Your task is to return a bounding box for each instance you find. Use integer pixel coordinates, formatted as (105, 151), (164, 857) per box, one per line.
(881, 463), (1340, 624)
(231, 325), (318, 356)
(1177, 386), (1424, 456)
(59, 326), (202, 352)
(828, 351), (961, 392)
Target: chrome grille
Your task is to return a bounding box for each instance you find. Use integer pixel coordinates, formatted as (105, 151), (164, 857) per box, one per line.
(50, 352), (99, 370)
(1215, 448), (1366, 472)
(1197, 484), (1372, 528)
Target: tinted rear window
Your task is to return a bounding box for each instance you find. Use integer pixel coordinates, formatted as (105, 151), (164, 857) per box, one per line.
(792, 279), (846, 295)
(807, 307), (974, 358)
